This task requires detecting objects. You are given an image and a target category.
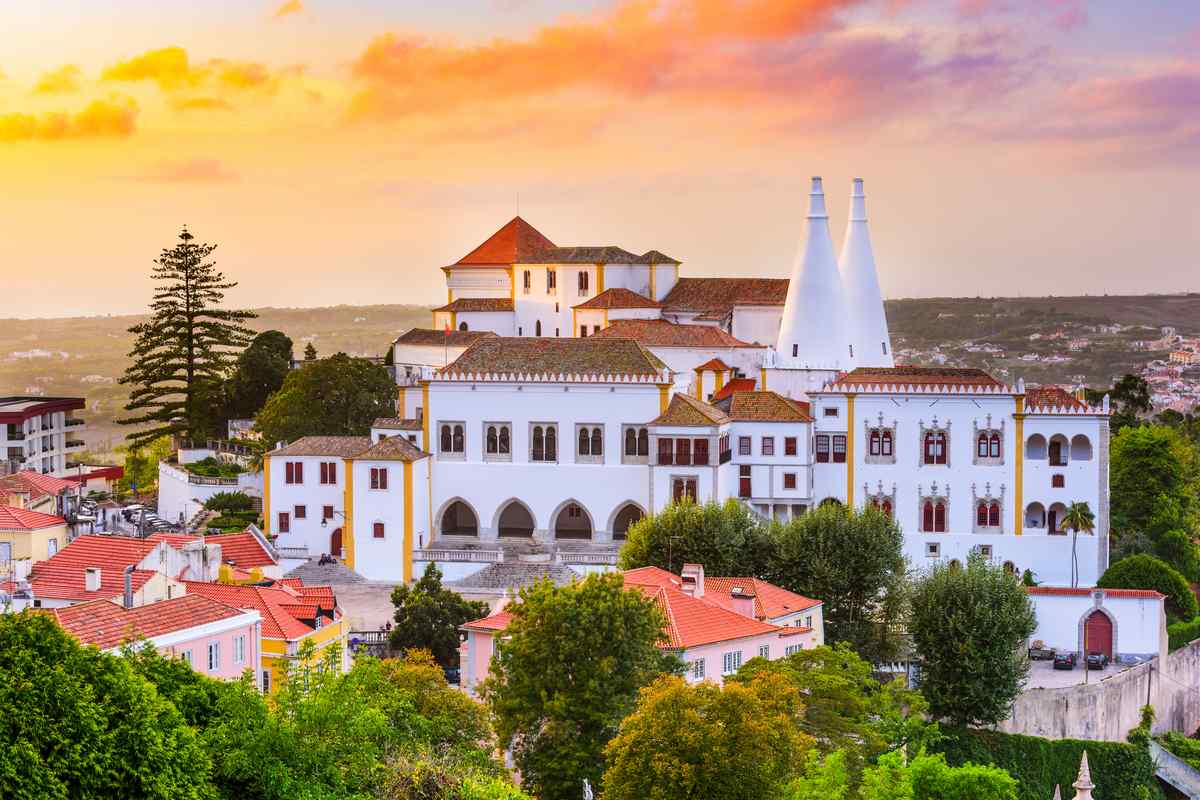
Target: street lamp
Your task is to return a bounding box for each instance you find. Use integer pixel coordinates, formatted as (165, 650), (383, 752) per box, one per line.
(320, 510), (346, 528)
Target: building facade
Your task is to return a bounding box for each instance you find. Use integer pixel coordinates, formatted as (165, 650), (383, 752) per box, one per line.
(0, 396), (87, 477)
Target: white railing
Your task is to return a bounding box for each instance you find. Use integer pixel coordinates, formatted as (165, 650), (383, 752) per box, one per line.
(558, 552), (618, 565)
(276, 545), (310, 560)
(415, 549), (502, 563)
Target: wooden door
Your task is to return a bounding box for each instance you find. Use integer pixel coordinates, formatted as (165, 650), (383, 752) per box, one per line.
(330, 528), (343, 558)
(1084, 610), (1113, 659)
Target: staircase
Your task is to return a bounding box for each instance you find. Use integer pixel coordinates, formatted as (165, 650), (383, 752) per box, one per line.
(284, 559), (366, 585)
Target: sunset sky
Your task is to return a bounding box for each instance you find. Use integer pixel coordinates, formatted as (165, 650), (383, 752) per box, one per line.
(2, 0), (1198, 318)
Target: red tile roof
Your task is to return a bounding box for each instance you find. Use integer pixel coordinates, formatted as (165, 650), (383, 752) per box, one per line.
(442, 336), (666, 378)
(573, 288), (662, 310)
(394, 328), (497, 347)
(830, 366), (1003, 389)
(463, 610), (514, 632)
(1026, 586), (1164, 600)
(448, 217), (556, 268)
(49, 595), (249, 651)
(148, 531), (277, 570)
(662, 278), (790, 315)
(184, 579), (340, 640)
(723, 391), (814, 422)
(590, 319), (762, 348)
(704, 577), (821, 619)
(651, 393), (730, 426)
(432, 298), (515, 313)
(64, 466), (125, 484)
(622, 567), (782, 648)
(1026, 385), (1088, 410)
(27, 535), (161, 601)
(695, 358), (730, 371)
(0, 470), (76, 501)
(0, 505), (66, 531)
(712, 378), (758, 402)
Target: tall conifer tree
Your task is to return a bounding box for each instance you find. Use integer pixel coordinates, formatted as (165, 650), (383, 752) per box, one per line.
(119, 227), (255, 447)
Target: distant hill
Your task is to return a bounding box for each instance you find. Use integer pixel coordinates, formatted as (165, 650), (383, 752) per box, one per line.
(2, 294), (1195, 457)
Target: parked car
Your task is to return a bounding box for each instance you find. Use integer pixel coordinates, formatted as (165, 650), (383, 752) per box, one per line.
(1053, 652), (1077, 670)
(443, 667), (461, 685)
(1086, 652), (1110, 670)
(1028, 644), (1056, 661)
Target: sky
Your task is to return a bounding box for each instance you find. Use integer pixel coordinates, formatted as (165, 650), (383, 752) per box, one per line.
(1, 0), (1198, 318)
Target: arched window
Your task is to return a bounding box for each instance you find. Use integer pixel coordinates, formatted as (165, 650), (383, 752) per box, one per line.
(989, 502), (1001, 527)
(881, 431), (893, 456)
(638, 428), (649, 456)
(591, 427), (603, 456)
(923, 431), (946, 465)
(869, 430), (881, 456)
(440, 425), (452, 452)
(977, 434), (989, 459)
(532, 426), (545, 461)
(934, 502), (946, 532)
(452, 424), (463, 452)
(977, 502), (989, 527)
(989, 433), (1001, 458)
(458, 321), (468, 331)
(923, 501), (934, 532)
(625, 428), (636, 456)
(498, 426), (510, 454)
(487, 426), (498, 454)
(578, 427), (590, 455)
(545, 426), (557, 460)
(535, 320), (542, 337)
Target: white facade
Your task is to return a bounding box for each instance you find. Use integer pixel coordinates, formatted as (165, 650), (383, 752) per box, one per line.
(1028, 589), (1165, 662)
(839, 179), (893, 368)
(1, 397), (87, 477)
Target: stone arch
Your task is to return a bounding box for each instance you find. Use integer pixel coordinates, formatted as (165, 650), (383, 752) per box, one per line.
(1077, 604), (1117, 659)
(1025, 433), (1047, 460)
(437, 497), (479, 536)
(1048, 434), (1070, 466)
(330, 528), (343, 558)
(608, 502), (646, 541)
(1071, 434), (1093, 461)
(552, 498), (594, 540)
(1048, 502), (1068, 534)
(493, 499), (537, 538)
(1025, 502), (1046, 530)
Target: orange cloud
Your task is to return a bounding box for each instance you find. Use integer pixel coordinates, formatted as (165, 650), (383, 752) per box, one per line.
(274, 0), (304, 18)
(170, 96), (234, 112)
(34, 64), (82, 94)
(0, 96), (138, 143)
(102, 47), (280, 95)
(137, 158), (238, 183)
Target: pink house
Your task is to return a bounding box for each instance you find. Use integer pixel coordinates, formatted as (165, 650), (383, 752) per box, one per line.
(460, 564), (823, 693)
(46, 593), (263, 681)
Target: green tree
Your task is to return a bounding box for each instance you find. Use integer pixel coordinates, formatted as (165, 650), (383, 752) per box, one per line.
(1064, 501), (1096, 588)
(0, 612), (215, 800)
(390, 564), (489, 669)
(619, 499), (775, 576)
(1099, 554), (1198, 622)
(255, 352), (395, 444)
(788, 750), (1016, 800)
(602, 673), (813, 800)
(116, 434), (174, 497)
(303, 342), (318, 361)
(909, 554), (1036, 727)
(118, 227), (256, 448)
(768, 504), (907, 662)
(225, 330), (294, 421)
(482, 573), (679, 800)
(1088, 374), (1151, 434)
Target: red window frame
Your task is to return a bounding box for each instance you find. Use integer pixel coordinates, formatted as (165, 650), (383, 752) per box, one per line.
(988, 502), (1001, 527)
(295, 505), (306, 519)
(693, 439), (709, 465)
(869, 430), (881, 456)
(658, 437), (674, 465)
(278, 512), (290, 533)
(370, 467), (388, 490)
(815, 435), (830, 463)
(784, 437), (797, 456)
(373, 522), (385, 539)
(783, 473), (797, 489)
(881, 431), (893, 456)
(923, 432), (947, 465)
(832, 435), (847, 464)
(675, 438), (691, 466)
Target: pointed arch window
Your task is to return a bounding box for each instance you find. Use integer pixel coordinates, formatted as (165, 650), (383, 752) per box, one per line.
(989, 501), (1001, 527)
(869, 430), (882, 456)
(881, 499), (893, 519)
(439, 422), (465, 458)
(484, 423), (511, 461)
(989, 433), (1001, 458)
(977, 502), (989, 527)
(923, 431), (947, 465)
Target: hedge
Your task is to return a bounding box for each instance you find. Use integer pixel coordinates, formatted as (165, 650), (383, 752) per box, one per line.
(1168, 617), (1200, 652)
(931, 728), (1163, 800)
(1098, 554), (1198, 622)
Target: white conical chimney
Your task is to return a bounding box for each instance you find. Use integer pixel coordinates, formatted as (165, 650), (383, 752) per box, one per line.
(776, 177), (851, 370)
(839, 178), (893, 368)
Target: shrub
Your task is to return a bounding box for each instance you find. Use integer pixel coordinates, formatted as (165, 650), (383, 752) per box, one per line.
(931, 728), (1163, 800)
(204, 491), (254, 513)
(1098, 554), (1198, 622)
(185, 457), (244, 478)
(1167, 617), (1200, 651)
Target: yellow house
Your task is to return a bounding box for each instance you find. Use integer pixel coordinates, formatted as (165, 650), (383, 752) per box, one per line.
(184, 577), (349, 693)
(0, 505), (68, 580)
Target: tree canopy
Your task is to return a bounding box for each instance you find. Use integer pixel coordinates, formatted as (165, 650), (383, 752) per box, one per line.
(482, 573), (679, 800)
(225, 330), (293, 421)
(118, 227), (255, 448)
(787, 750), (1018, 800)
(254, 352), (396, 445)
(909, 555), (1036, 727)
(618, 499), (775, 575)
(603, 673), (813, 800)
(390, 564), (490, 668)
(1099, 554), (1198, 622)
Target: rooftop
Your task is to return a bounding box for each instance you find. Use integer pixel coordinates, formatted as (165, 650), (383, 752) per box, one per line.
(268, 436), (373, 458)
(1026, 586), (1164, 600)
(524, 246), (679, 265)
(828, 366), (1004, 389)
(722, 391), (814, 423)
(694, 358), (731, 372)
(0, 504), (66, 531)
(1026, 385), (1088, 411)
(573, 288), (662, 310)
(441, 336), (667, 379)
(651, 393), (730, 427)
(48, 594), (250, 651)
(704, 576), (822, 619)
(148, 530), (277, 570)
(393, 328), (497, 347)
(26, 535), (160, 601)
(0, 396), (86, 421)
(372, 417), (422, 431)
(448, 216), (557, 268)
(356, 434), (429, 462)
(0, 470), (78, 501)
(590, 318), (762, 348)
(662, 278), (789, 316)
(184, 578), (340, 640)
(711, 377), (758, 402)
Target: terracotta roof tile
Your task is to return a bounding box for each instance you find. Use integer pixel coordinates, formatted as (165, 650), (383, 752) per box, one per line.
(51, 595), (248, 651)
(394, 328), (497, 347)
(573, 288), (662, 310)
(711, 378), (758, 402)
(0, 505), (66, 531)
(1026, 586), (1164, 599)
(695, 358), (730, 371)
(432, 298), (515, 313)
(184, 579), (340, 640)
(442, 336), (666, 378)
(27, 535), (161, 601)
(0, 470), (76, 501)
(372, 418), (422, 430)
(269, 436), (372, 458)
(524, 246), (643, 264)
(724, 391), (813, 422)
(590, 319), (762, 348)
(449, 217), (556, 267)
(463, 610), (514, 632)
(705, 577), (822, 619)
(651, 394), (730, 427)
(662, 278), (789, 315)
(1026, 385), (1088, 410)
(641, 249), (681, 264)
(148, 531), (277, 570)
(830, 366), (1003, 389)
(356, 434), (428, 462)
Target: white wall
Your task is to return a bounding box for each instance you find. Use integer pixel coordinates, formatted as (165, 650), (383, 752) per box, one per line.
(268, 455), (346, 557)
(731, 306), (783, 347)
(1029, 591), (1164, 660)
(647, 346), (765, 389)
(351, 457), (430, 582)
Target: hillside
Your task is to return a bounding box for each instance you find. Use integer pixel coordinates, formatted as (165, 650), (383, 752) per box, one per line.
(2, 294), (1196, 457)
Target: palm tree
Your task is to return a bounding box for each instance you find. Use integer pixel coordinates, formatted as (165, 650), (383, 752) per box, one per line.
(1064, 501), (1096, 588)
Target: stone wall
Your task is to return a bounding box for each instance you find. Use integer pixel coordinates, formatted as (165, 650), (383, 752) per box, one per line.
(1001, 640), (1200, 741)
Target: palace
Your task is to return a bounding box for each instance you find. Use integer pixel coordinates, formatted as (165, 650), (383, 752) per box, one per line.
(265, 178), (1110, 591)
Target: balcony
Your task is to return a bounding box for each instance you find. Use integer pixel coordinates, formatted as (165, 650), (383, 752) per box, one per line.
(5, 432), (25, 441)
(65, 418), (85, 428)
(65, 439), (87, 450)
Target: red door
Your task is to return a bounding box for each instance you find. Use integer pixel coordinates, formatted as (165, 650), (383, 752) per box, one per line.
(1084, 610), (1113, 659)
(330, 528), (343, 558)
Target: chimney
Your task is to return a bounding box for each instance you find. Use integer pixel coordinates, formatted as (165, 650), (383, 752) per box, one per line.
(729, 587), (756, 619)
(123, 564), (134, 609)
(776, 177), (851, 370)
(680, 563), (705, 598)
(84, 567), (101, 593)
(839, 178), (893, 368)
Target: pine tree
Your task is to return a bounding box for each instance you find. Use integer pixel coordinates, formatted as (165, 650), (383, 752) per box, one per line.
(119, 227), (256, 448)
(304, 342), (318, 361)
